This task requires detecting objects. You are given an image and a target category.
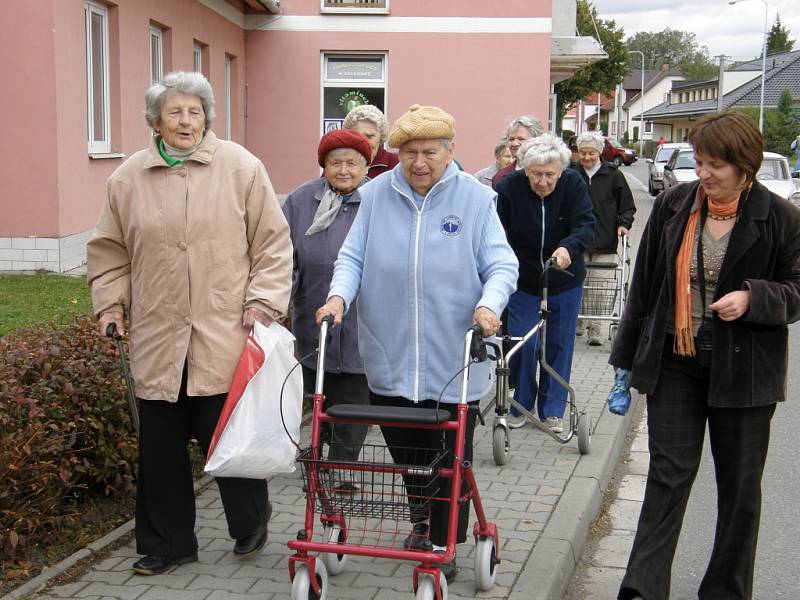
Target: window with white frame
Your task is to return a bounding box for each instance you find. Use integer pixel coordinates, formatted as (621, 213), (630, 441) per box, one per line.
(150, 25), (163, 85)
(85, 1), (110, 154)
(193, 43), (202, 74)
(224, 54), (233, 139)
(645, 121), (653, 134)
(321, 0), (389, 13)
(321, 54), (386, 134)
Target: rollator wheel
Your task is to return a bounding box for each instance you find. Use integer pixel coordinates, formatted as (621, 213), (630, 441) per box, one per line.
(577, 413), (592, 455)
(415, 571), (448, 600)
(492, 426), (511, 466)
(291, 560), (328, 600)
(474, 537), (497, 591)
(321, 524), (348, 575)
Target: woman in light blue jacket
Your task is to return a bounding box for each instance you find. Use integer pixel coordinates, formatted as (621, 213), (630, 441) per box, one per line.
(317, 105), (518, 583)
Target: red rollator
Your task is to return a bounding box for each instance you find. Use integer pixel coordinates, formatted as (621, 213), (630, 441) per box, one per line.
(288, 316), (499, 599)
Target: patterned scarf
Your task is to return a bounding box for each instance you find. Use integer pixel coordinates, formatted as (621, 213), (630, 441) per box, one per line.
(673, 186), (741, 356)
(305, 180), (366, 236)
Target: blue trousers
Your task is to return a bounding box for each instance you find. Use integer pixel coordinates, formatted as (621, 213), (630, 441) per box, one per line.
(507, 285), (582, 420)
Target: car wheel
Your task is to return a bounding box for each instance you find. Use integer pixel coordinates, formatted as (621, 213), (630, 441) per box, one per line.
(613, 156), (623, 167)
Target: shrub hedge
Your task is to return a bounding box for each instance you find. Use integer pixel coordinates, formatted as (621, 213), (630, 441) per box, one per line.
(0, 316), (137, 561)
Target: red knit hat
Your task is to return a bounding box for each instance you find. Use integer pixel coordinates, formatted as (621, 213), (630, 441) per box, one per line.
(318, 129), (372, 167)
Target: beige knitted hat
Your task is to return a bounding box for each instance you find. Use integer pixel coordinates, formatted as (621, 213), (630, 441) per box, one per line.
(387, 104), (456, 148)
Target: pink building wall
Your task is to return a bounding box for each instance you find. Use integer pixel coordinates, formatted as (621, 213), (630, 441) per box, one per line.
(1, 0), (246, 246)
(2, 0), (557, 270)
(246, 2), (552, 192)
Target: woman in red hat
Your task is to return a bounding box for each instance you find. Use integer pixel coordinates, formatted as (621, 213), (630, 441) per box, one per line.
(282, 129), (373, 490)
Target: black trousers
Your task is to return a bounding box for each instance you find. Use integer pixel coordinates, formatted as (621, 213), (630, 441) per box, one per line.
(302, 366), (369, 462)
(135, 376), (269, 558)
(370, 393), (478, 547)
(619, 345), (775, 600)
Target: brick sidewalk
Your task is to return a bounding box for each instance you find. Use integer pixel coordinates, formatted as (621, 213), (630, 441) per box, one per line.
(17, 338), (620, 600)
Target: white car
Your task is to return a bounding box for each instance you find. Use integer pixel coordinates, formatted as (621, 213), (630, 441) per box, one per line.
(757, 152), (800, 207)
(663, 150), (800, 207)
(647, 142), (690, 196)
(662, 148), (697, 191)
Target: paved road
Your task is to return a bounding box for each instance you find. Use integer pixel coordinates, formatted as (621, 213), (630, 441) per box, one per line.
(566, 160), (800, 599)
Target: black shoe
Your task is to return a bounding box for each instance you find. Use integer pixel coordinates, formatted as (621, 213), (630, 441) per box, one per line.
(132, 553), (197, 575)
(403, 521), (431, 550)
(333, 482), (360, 495)
(234, 506), (270, 558)
(434, 550), (457, 584)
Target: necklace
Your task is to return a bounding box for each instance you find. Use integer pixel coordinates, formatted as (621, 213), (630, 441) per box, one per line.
(708, 212), (737, 221)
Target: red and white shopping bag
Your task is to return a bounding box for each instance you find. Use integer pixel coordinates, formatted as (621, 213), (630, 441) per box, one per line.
(205, 320), (303, 479)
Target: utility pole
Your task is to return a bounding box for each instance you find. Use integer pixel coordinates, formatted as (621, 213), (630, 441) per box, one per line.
(716, 55), (726, 113)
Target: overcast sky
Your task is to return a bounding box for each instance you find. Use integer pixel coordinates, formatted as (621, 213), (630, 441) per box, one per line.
(593, 0), (800, 63)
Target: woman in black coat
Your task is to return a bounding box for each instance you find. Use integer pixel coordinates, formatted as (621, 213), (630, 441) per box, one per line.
(610, 112), (800, 600)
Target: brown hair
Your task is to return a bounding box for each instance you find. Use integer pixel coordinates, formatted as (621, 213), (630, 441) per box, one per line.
(687, 112), (763, 184)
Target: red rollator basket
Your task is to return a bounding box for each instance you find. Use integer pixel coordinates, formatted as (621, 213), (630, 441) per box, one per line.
(287, 317), (500, 599)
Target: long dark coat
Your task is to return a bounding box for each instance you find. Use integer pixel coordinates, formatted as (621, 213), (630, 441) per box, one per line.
(609, 179), (800, 407)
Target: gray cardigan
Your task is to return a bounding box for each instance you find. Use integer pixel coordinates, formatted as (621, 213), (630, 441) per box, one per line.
(282, 177), (364, 374)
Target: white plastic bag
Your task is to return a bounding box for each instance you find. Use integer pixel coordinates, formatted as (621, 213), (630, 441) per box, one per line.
(205, 320), (303, 479)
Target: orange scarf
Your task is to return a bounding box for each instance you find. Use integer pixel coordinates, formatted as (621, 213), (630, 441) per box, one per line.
(673, 187), (739, 356)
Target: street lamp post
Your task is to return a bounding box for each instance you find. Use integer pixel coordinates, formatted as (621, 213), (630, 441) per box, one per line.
(728, 0), (768, 132)
(628, 50), (645, 157)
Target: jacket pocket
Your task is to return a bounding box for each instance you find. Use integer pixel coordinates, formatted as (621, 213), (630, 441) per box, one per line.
(210, 289), (244, 312)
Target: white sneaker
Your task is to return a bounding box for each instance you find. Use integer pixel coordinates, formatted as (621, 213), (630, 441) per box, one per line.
(587, 323), (603, 346)
(544, 417), (563, 433)
(507, 414), (527, 429)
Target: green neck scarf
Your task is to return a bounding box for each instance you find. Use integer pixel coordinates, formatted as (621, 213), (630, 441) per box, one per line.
(158, 138), (184, 167)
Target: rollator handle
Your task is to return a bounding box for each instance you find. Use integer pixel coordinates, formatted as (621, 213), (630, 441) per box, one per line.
(469, 324), (488, 363)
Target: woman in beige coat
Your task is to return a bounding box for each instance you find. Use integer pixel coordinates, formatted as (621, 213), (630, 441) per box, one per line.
(87, 71), (292, 576)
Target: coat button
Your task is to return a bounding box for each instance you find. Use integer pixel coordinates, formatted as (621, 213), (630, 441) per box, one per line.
(734, 345), (741, 353)
(643, 335), (650, 343)
(184, 316), (191, 325)
(178, 241), (187, 251)
(178, 169), (187, 177)
(342, 206), (349, 212)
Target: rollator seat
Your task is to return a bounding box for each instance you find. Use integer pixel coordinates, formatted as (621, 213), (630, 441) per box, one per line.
(325, 403), (452, 424)
(584, 261), (618, 269)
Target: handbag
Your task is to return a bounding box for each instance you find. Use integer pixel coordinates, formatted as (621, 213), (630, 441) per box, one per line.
(205, 320), (303, 479)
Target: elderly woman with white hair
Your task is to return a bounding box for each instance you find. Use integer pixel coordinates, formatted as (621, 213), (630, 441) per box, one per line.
(342, 104), (399, 178)
(572, 132), (636, 346)
(87, 71), (292, 575)
(496, 133), (595, 431)
(491, 114), (545, 188)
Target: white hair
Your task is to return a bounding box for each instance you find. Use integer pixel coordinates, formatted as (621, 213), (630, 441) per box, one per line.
(575, 131), (604, 153)
(342, 104), (390, 143)
(517, 134), (571, 171)
(504, 115), (544, 139)
(144, 71), (216, 130)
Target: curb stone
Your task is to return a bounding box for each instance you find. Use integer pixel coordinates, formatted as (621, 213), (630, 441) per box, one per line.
(507, 395), (641, 600)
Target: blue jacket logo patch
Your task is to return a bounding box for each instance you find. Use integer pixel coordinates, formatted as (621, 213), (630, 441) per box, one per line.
(441, 215), (462, 236)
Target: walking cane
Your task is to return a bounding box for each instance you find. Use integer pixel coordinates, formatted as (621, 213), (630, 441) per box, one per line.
(106, 323), (140, 434)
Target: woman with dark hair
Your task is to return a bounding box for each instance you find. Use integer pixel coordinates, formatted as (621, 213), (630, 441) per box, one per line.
(610, 111), (800, 600)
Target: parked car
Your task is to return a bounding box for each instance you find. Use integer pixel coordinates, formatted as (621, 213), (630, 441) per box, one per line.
(662, 147), (697, 191)
(757, 152), (800, 207)
(568, 136), (638, 167)
(662, 149), (800, 208)
(646, 142), (690, 196)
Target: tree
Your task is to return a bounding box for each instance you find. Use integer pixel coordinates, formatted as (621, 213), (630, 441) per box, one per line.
(766, 14), (794, 56)
(554, 0), (628, 130)
(626, 29), (717, 80)
(734, 89), (798, 156)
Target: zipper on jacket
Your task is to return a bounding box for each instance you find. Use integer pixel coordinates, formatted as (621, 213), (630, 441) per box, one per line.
(391, 170), (454, 403)
(539, 197), (547, 272)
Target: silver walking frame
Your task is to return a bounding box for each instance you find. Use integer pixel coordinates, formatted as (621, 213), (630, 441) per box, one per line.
(477, 259), (592, 465)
